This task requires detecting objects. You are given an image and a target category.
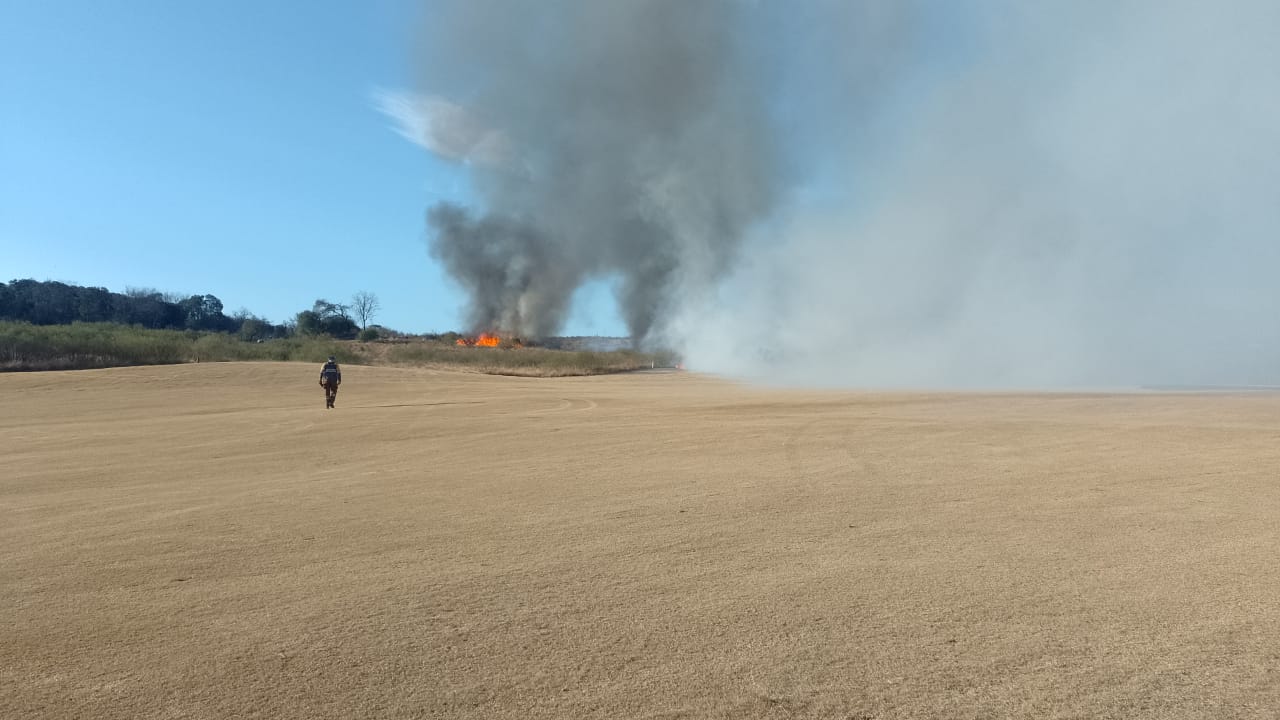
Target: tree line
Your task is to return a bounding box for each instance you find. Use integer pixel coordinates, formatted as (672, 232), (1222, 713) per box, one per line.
(0, 279), (382, 341)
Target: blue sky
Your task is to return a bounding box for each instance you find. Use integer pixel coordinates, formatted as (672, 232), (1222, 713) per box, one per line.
(1, 1), (625, 334)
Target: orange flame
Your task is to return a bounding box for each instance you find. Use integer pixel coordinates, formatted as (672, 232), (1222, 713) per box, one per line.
(456, 332), (507, 347)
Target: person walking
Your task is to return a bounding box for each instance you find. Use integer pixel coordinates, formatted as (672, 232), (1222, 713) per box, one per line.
(319, 356), (342, 409)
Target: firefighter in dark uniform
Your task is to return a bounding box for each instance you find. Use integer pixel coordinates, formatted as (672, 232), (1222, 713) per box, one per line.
(319, 356), (342, 409)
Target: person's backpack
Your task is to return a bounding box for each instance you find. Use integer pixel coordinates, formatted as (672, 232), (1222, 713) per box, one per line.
(321, 362), (340, 383)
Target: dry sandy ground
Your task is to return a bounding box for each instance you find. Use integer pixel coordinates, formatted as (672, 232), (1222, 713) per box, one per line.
(3, 362), (1280, 719)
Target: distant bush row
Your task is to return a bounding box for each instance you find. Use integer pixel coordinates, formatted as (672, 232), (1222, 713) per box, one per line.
(0, 322), (359, 371)
(0, 280), (392, 343)
(0, 279), (291, 337)
(0, 322), (675, 376)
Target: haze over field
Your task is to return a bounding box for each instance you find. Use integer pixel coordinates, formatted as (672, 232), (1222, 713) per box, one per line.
(392, 0), (1280, 388)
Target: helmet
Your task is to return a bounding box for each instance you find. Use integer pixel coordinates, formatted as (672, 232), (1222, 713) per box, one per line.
(327, 356), (336, 362)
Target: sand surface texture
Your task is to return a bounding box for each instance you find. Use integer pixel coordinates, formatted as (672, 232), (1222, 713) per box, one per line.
(3, 363), (1279, 719)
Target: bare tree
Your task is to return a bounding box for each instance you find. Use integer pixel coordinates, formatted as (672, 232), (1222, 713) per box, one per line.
(351, 290), (381, 330)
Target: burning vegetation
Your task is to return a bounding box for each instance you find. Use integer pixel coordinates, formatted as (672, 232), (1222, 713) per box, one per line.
(455, 332), (523, 348)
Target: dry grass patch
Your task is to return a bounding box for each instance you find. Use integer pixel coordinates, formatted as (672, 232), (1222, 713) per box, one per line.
(382, 343), (664, 376)
(4, 364), (1280, 719)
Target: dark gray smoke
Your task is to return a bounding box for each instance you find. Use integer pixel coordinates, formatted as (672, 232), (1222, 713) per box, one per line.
(415, 0), (777, 343)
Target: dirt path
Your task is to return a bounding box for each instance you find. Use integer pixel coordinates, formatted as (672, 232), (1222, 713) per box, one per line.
(4, 363), (1280, 719)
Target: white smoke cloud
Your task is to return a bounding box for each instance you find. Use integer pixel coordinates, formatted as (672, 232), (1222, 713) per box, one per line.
(677, 0), (1280, 388)
(372, 87), (509, 166)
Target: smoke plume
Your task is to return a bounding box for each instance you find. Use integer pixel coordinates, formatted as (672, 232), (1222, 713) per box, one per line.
(411, 1), (1280, 386)
(413, 0), (777, 345)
